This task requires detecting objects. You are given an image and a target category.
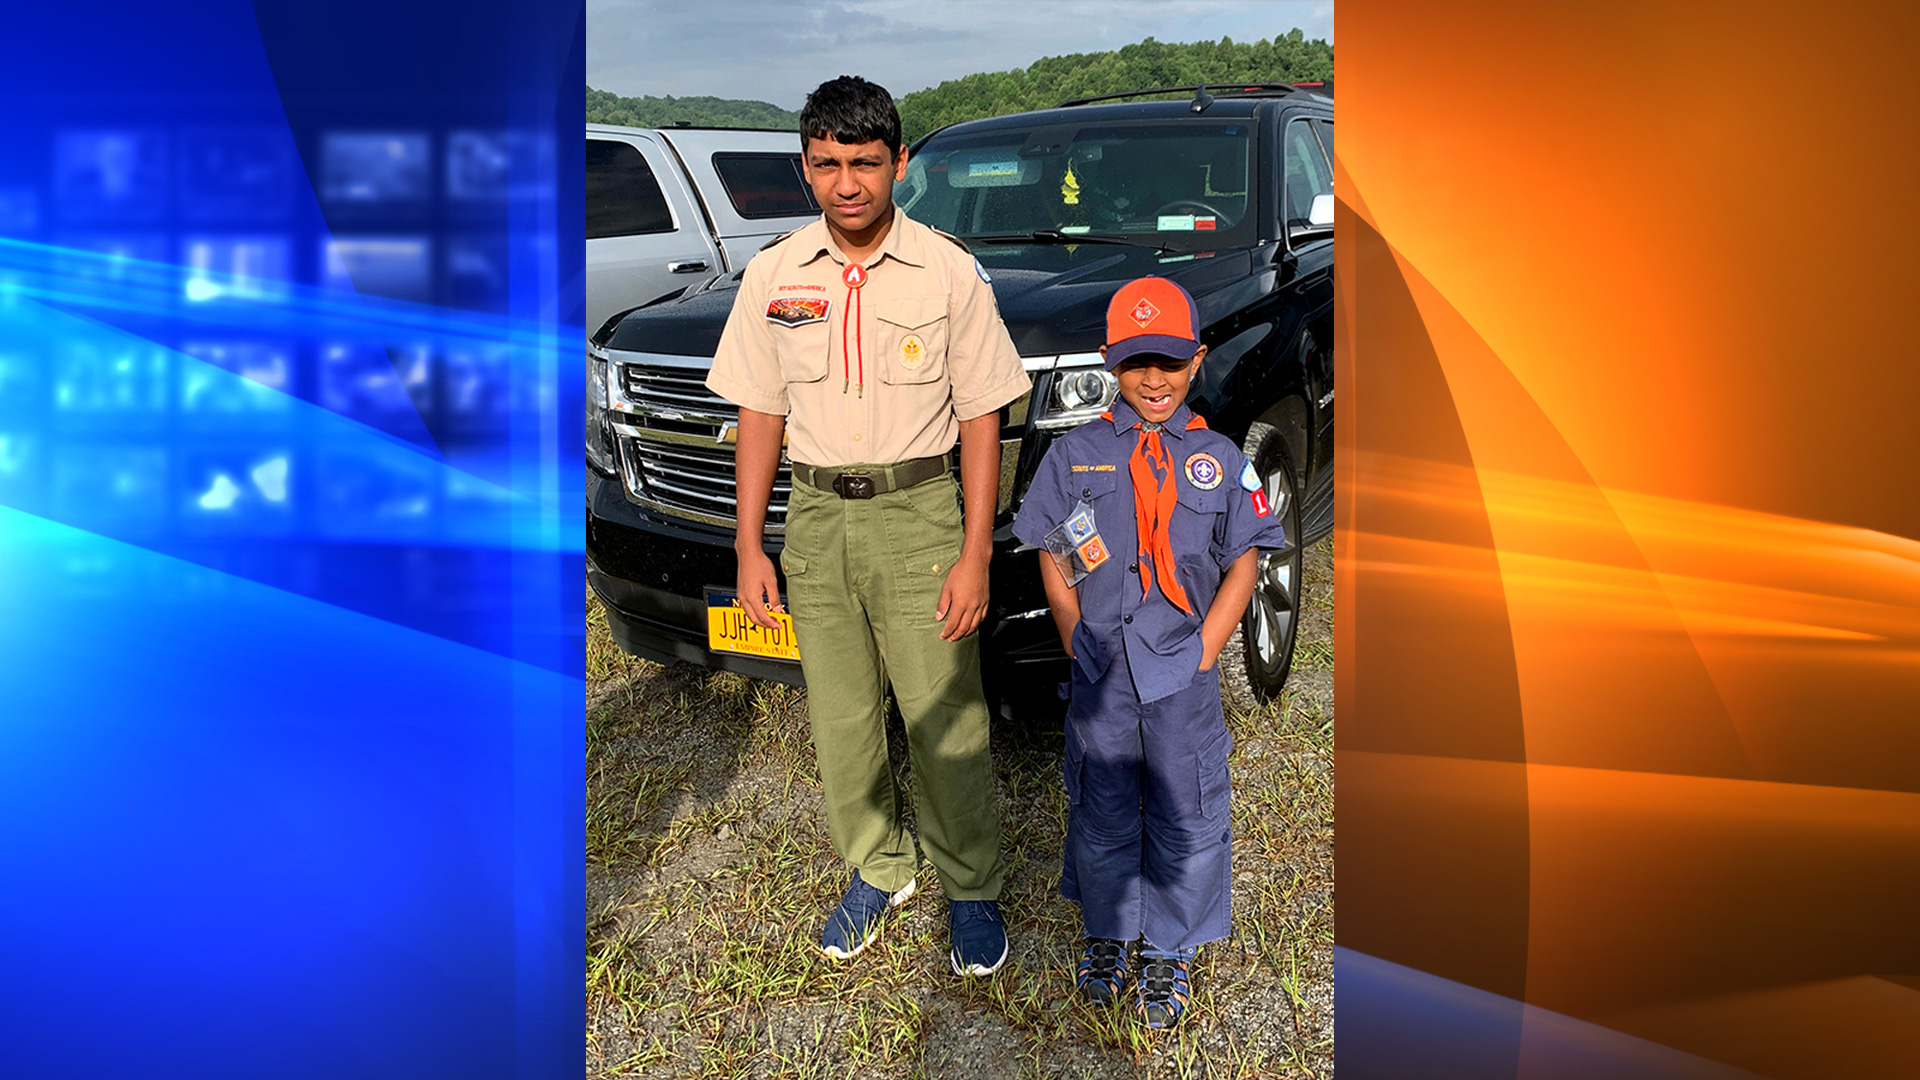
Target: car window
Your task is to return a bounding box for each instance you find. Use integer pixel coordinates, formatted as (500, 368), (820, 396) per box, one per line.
(1283, 118), (1333, 226)
(1315, 119), (1334, 165)
(711, 153), (819, 219)
(899, 119), (1256, 251)
(587, 139), (674, 240)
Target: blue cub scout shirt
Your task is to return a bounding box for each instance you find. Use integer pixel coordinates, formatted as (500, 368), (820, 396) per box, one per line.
(1013, 399), (1289, 704)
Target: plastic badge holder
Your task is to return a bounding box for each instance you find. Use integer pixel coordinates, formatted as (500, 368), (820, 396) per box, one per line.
(1043, 499), (1111, 586)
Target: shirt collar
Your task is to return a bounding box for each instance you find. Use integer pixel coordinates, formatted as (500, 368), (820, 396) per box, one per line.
(1108, 398), (1193, 439)
(796, 209), (925, 269)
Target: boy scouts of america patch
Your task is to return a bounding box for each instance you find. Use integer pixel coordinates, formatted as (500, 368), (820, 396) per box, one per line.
(1185, 452), (1223, 490)
(899, 333), (926, 370)
(766, 297), (829, 326)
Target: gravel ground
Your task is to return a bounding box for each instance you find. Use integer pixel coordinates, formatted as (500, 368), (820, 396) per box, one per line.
(586, 536), (1333, 1078)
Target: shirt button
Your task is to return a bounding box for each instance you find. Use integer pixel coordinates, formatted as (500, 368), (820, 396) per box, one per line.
(853, 433), (863, 441)
(1082, 487), (1091, 498)
(1128, 564), (1138, 574)
(1124, 614), (1133, 624)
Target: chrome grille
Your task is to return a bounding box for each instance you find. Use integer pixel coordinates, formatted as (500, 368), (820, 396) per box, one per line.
(607, 352), (790, 532)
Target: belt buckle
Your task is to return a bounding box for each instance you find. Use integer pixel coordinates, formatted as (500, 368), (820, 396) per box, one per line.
(832, 472), (877, 499)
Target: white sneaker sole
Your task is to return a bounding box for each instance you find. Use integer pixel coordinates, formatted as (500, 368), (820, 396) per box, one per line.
(818, 877), (916, 961)
(949, 933), (1009, 977)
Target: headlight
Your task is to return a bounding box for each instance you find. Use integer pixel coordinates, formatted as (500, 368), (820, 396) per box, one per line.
(586, 346), (615, 474)
(1034, 355), (1117, 429)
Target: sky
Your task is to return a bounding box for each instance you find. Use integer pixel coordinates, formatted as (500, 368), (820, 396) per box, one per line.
(587, 0), (1334, 110)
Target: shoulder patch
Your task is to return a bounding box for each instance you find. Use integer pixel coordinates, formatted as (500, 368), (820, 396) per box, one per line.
(931, 227), (971, 254)
(975, 259), (991, 283)
(758, 228), (800, 252)
(1240, 459), (1261, 491)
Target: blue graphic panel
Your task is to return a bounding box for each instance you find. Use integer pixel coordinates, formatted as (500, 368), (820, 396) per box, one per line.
(0, 1), (583, 1077)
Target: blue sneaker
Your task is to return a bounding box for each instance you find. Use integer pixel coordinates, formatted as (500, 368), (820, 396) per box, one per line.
(947, 899), (1008, 976)
(1136, 945), (1196, 1028)
(818, 869), (915, 960)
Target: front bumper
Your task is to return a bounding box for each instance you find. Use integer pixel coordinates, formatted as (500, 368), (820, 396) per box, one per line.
(587, 469), (1070, 704)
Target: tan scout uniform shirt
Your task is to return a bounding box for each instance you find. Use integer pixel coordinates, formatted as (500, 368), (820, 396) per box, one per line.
(705, 213), (1030, 468)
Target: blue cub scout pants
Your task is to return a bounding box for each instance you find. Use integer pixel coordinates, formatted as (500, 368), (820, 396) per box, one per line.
(1062, 646), (1233, 952)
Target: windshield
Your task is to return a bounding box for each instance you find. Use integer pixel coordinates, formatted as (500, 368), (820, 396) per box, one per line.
(897, 120), (1257, 251)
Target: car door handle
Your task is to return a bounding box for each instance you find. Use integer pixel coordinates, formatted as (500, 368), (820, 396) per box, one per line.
(668, 260), (709, 273)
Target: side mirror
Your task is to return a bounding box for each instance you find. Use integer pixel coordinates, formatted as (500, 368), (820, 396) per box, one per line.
(1309, 192), (1334, 227)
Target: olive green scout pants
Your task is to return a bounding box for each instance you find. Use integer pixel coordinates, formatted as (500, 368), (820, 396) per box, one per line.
(780, 470), (1006, 901)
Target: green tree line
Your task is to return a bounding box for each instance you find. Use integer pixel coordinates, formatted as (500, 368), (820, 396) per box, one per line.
(586, 87), (797, 130)
(898, 30), (1332, 143)
(587, 28), (1332, 141)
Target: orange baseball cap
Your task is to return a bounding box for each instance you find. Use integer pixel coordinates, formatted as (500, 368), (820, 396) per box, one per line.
(1104, 276), (1201, 369)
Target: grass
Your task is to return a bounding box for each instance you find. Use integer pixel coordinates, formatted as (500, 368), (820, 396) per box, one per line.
(585, 536), (1334, 1078)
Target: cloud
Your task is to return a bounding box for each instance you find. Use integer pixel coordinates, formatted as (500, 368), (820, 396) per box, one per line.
(587, 0), (1334, 109)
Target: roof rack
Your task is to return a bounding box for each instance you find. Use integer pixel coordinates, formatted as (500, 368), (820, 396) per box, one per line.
(1055, 83), (1306, 108)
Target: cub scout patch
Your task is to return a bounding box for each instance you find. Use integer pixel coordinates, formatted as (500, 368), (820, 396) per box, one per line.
(1241, 460), (1261, 491)
(1251, 488), (1272, 517)
(1185, 452), (1223, 490)
(765, 297), (829, 326)
(1064, 505), (1097, 544)
(1076, 534), (1110, 571)
(899, 333), (926, 370)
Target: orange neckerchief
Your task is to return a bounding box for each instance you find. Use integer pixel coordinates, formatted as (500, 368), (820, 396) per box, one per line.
(1103, 408), (1209, 614)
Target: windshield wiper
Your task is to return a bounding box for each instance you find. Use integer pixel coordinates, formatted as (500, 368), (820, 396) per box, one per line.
(965, 230), (1170, 252)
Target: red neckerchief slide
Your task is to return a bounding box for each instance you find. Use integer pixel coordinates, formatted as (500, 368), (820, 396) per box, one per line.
(1102, 409), (1208, 615)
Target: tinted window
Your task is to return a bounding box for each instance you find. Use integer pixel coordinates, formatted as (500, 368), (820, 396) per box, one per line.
(1282, 119), (1333, 226)
(712, 153), (819, 219)
(898, 120), (1256, 252)
(587, 139), (673, 239)
(1315, 119), (1334, 164)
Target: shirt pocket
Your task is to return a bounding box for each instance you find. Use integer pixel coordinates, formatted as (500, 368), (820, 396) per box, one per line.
(769, 312), (831, 384)
(1173, 481), (1227, 560)
(874, 296), (949, 386)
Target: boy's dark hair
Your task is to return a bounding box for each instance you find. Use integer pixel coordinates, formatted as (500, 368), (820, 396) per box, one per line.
(799, 75), (902, 158)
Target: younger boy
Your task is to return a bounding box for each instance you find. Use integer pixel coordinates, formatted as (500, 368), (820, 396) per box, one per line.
(1011, 277), (1287, 1027)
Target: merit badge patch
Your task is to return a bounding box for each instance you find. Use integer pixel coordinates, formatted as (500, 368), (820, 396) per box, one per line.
(1185, 452), (1223, 490)
(1240, 460), (1261, 491)
(899, 333), (927, 370)
(1251, 488), (1272, 517)
(765, 297), (829, 326)
(1076, 534), (1110, 571)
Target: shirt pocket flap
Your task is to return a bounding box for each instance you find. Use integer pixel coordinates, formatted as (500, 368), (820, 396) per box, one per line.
(1176, 482), (1226, 513)
(1065, 469), (1119, 502)
(874, 296), (947, 330)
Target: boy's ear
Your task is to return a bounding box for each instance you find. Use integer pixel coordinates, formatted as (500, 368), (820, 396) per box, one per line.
(1098, 345), (1108, 361)
(1190, 344), (1208, 370)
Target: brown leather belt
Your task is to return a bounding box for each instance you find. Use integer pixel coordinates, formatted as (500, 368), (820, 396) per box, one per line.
(790, 452), (956, 499)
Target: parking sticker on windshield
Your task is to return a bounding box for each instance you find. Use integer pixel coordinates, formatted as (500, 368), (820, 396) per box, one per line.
(968, 161), (1022, 179)
(1194, 217), (1217, 231)
(1157, 214), (1196, 231)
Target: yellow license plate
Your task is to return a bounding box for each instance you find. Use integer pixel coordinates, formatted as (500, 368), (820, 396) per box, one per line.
(705, 590), (800, 662)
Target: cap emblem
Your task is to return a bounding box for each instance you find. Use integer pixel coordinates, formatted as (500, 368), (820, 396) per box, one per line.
(1130, 297), (1160, 328)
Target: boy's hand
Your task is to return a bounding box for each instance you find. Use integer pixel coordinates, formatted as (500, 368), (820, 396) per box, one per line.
(735, 548), (785, 630)
(1198, 548), (1260, 671)
(936, 551), (990, 641)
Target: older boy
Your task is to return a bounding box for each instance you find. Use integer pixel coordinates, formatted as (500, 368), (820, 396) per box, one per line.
(1012, 277), (1287, 1026)
(706, 75), (1029, 976)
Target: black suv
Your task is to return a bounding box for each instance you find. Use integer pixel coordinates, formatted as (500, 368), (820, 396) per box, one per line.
(587, 84), (1334, 711)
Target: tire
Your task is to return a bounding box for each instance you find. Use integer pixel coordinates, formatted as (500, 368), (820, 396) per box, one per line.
(1219, 421), (1305, 711)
